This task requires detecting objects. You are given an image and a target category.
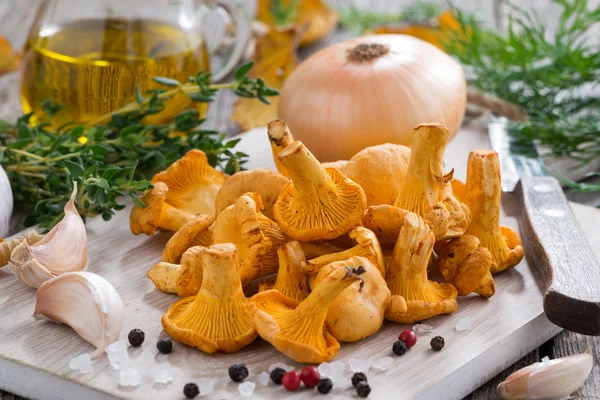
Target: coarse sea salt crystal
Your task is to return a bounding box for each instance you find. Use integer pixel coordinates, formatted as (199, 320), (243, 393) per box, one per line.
(106, 340), (129, 370)
(239, 381), (256, 397)
(69, 353), (94, 374)
(413, 323), (434, 336)
(153, 369), (173, 384)
(199, 378), (216, 395)
(349, 358), (370, 373)
(258, 371), (270, 386)
(455, 316), (473, 332)
(268, 362), (294, 372)
(119, 369), (141, 388)
(370, 357), (393, 372)
(318, 361), (345, 380)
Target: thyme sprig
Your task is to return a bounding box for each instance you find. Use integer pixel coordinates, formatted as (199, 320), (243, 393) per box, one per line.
(0, 62), (279, 230)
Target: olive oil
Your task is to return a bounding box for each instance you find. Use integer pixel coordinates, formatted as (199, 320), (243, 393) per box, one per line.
(20, 18), (209, 126)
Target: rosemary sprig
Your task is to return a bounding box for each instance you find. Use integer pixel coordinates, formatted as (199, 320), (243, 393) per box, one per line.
(0, 62), (279, 230)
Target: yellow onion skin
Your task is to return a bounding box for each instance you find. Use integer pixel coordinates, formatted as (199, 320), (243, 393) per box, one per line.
(278, 34), (467, 161)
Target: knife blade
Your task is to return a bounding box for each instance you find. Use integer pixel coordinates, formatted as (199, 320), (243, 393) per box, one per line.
(489, 118), (600, 336)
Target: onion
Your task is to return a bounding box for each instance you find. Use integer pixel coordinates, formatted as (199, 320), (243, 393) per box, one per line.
(278, 34), (467, 161)
(0, 165), (13, 237)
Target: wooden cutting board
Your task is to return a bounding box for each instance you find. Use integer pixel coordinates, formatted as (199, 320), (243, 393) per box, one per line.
(1, 122), (599, 400)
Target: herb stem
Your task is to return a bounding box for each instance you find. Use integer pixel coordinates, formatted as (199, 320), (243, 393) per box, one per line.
(20, 186), (52, 197)
(0, 146), (46, 161)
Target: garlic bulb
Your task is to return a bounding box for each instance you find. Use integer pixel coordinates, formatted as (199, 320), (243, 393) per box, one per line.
(498, 349), (593, 399)
(34, 271), (124, 358)
(0, 165), (13, 237)
(10, 184), (88, 288)
(278, 34), (467, 161)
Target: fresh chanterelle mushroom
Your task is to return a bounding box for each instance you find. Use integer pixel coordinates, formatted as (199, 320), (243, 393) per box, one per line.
(463, 150), (524, 273)
(162, 214), (213, 264)
(361, 205), (410, 247)
(268, 119), (295, 178)
(343, 143), (411, 206)
(301, 227), (385, 276)
(310, 256), (390, 343)
(214, 168), (289, 220)
(258, 241), (309, 302)
(393, 123), (471, 241)
(435, 235), (496, 298)
(385, 212), (458, 323)
(251, 265), (365, 363)
(273, 135), (367, 241)
(161, 243), (257, 354)
(212, 192), (288, 286)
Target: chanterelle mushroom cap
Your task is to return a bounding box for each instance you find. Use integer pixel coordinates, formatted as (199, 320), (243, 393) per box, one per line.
(273, 140), (367, 241)
(311, 256), (390, 343)
(250, 265), (365, 363)
(361, 205), (410, 247)
(175, 246), (205, 297)
(152, 149), (226, 217)
(463, 150), (524, 273)
(161, 243), (257, 354)
(148, 262), (181, 293)
(301, 227), (385, 276)
(214, 169), (289, 220)
(162, 215), (213, 263)
(385, 212), (458, 323)
(268, 120), (295, 178)
(435, 235), (496, 298)
(321, 160), (348, 171)
(343, 143), (411, 206)
(259, 241), (309, 302)
(213, 192), (288, 286)
(130, 182), (195, 235)
(393, 124), (471, 241)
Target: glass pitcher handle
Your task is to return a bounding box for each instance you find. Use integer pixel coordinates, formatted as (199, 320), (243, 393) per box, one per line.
(210, 0), (251, 82)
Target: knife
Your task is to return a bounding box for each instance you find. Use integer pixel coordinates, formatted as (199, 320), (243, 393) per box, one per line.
(488, 118), (600, 336)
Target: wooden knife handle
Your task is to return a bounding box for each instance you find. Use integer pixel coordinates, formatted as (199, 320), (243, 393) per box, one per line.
(515, 176), (600, 335)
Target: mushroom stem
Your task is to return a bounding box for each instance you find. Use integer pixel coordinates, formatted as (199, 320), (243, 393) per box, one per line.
(160, 205), (196, 232)
(278, 141), (332, 200)
(268, 120), (295, 178)
(197, 244), (244, 299)
(394, 124), (450, 214)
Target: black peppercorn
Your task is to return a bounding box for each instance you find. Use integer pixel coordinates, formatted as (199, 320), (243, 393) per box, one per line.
(156, 338), (173, 354)
(317, 378), (333, 394)
(430, 336), (445, 351)
(229, 362), (249, 382)
(351, 372), (367, 388)
(183, 382), (199, 399)
(270, 367), (286, 384)
(393, 340), (408, 356)
(127, 329), (145, 347)
(356, 381), (371, 398)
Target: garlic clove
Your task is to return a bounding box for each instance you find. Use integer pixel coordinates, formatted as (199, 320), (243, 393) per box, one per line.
(9, 184), (88, 288)
(498, 349), (593, 399)
(0, 230), (44, 268)
(34, 271), (124, 358)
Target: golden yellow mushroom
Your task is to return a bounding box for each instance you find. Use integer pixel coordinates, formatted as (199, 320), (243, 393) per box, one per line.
(463, 150), (524, 273)
(213, 192), (287, 286)
(152, 149), (226, 217)
(321, 160), (348, 170)
(161, 243), (257, 354)
(310, 256), (390, 343)
(302, 227), (385, 276)
(385, 212), (457, 323)
(148, 261), (181, 293)
(214, 168), (289, 220)
(268, 119), (295, 178)
(251, 264), (365, 363)
(393, 124), (471, 241)
(435, 235), (496, 298)
(259, 241), (309, 302)
(162, 215), (213, 263)
(361, 205), (409, 247)
(273, 138), (366, 241)
(130, 182), (193, 235)
(343, 143), (411, 206)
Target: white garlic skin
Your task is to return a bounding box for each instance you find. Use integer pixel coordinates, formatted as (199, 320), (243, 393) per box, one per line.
(34, 271), (124, 358)
(498, 351), (593, 400)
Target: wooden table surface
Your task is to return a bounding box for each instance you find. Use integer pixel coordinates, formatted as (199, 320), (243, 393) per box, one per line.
(1, 1), (599, 399)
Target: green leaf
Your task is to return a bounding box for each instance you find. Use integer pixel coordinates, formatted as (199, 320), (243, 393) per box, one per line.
(64, 160), (85, 180)
(0, 120), (13, 132)
(153, 76), (181, 87)
(17, 122), (32, 139)
(135, 85), (144, 105)
(96, 178), (110, 191)
(235, 62), (254, 81)
(130, 193), (147, 208)
(88, 144), (111, 156)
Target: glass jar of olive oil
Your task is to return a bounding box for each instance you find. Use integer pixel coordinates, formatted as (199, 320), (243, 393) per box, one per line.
(21, 0), (250, 126)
